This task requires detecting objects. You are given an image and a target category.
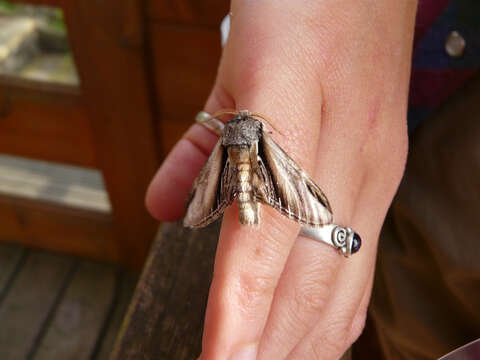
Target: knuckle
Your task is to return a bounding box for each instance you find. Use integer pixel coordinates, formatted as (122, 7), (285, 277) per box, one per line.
(289, 303), (367, 359)
(302, 335), (347, 360)
(308, 339), (323, 360)
(327, 334), (350, 357)
(237, 270), (277, 313)
(292, 280), (330, 314)
(321, 314), (364, 357)
(324, 333), (350, 358)
(291, 267), (334, 314)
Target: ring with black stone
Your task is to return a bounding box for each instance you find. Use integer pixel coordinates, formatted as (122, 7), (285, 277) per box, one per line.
(300, 225), (362, 257)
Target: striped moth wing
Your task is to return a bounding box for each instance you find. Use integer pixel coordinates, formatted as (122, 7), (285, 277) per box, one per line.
(184, 112), (332, 228)
(184, 139), (236, 228)
(252, 130), (333, 226)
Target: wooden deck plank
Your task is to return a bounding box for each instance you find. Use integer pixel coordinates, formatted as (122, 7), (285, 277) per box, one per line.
(0, 242), (24, 294)
(0, 154), (110, 213)
(150, 223), (218, 358)
(0, 251), (74, 360)
(32, 261), (116, 360)
(95, 271), (138, 360)
(0, 193), (119, 264)
(112, 222), (219, 360)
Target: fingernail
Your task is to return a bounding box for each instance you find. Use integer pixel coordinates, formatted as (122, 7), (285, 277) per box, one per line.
(229, 343), (258, 360)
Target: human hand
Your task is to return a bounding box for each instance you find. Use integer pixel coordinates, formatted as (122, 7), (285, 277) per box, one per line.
(146, 1), (417, 358)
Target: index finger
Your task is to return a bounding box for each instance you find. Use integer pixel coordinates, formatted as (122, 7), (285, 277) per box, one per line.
(145, 87), (232, 221)
(145, 123), (218, 221)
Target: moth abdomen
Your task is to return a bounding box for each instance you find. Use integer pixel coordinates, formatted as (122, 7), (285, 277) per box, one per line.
(237, 165), (259, 225)
(226, 146), (259, 225)
(237, 197), (258, 225)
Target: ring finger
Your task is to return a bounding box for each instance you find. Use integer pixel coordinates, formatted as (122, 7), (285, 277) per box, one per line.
(257, 220), (377, 360)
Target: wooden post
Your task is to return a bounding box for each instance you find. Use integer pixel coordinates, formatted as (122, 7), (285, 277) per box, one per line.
(63, 0), (160, 270)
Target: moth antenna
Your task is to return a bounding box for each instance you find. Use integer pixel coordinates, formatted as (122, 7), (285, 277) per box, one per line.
(210, 109), (239, 119)
(250, 112), (284, 136)
(200, 109), (284, 137)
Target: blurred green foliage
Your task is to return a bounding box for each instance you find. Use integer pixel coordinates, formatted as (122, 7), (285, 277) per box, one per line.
(0, 1), (66, 32)
(0, 1), (15, 13)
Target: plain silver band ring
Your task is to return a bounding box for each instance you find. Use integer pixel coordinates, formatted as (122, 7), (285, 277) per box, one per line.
(195, 111), (362, 257)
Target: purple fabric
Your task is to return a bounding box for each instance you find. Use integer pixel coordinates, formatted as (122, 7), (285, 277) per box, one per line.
(408, 0), (480, 132)
(414, 0), (451, 46)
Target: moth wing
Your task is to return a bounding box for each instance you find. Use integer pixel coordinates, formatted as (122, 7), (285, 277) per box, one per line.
(184, 139), (236, 228)
(252, 131), (333, 226)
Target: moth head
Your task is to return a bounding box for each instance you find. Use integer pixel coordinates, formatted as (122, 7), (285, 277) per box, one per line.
(222, 114), (262, 147)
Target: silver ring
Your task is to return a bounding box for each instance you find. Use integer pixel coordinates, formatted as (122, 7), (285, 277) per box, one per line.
(196, 111), (225, 135)
(195, 111), (362, 257)
(300, 225), (361, 257)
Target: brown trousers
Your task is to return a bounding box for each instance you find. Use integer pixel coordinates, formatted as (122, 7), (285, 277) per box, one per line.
(369, 73), (480, 359)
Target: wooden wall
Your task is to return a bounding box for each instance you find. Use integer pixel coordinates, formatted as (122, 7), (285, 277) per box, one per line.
(0, 0), (229, 270)
(147, 0), (229, 155)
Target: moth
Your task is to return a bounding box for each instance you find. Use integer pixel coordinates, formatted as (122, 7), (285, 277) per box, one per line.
(184, 110), (333, 228)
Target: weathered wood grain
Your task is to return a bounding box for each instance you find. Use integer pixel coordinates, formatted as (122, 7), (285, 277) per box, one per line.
(33, 261), (116, 360)
(0, 193), (119, 264)
(112, 221), (220, 360)
(0, 243), (24, 295)
(0, 251), (74, 359)
(95, 271), (138, 360)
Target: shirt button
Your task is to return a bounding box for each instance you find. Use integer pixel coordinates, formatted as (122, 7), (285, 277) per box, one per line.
(445, 31), (466, 58)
